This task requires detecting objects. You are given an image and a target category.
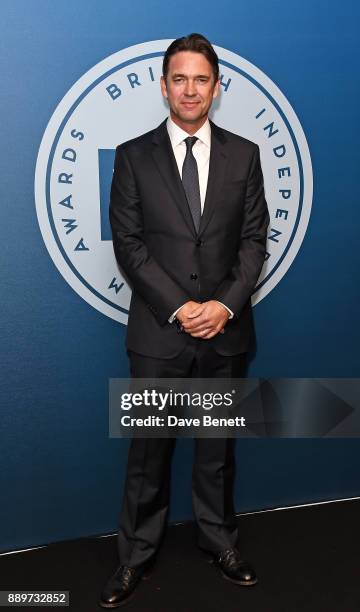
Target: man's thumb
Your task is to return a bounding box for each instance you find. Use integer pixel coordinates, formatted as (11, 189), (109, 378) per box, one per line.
(187, 305), (203, 318)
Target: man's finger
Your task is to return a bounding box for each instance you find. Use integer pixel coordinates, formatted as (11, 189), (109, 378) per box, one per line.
(190, 327), (213, 338)
(182, 316), (208, 331)
(202, 324), (224, 339)
(185, 316), (219, 331)
(187, 305), (205, 318)
(202, 329), (219, 339)
(184, 321), (210, 333)
(189, 329), (209, 337)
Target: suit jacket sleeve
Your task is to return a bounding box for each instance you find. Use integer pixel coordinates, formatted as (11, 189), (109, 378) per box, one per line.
(212, 145), (269, 315)
(109, 145), (190, 325)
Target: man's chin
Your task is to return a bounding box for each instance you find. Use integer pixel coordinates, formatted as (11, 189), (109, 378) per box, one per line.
(175, 111), (207, 125)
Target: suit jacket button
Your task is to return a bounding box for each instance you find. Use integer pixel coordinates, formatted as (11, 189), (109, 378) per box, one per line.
(190, 273), (198, 280)
(196, 239), (203, 247)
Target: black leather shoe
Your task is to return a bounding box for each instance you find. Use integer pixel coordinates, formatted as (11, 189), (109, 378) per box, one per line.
(99, 564), (146, 608)
(215, 548), (258, 586)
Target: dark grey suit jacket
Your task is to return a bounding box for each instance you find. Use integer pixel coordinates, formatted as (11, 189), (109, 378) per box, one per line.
(110, 119), (269, 358)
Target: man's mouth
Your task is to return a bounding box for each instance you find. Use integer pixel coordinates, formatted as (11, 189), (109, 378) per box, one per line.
(181, 101), (199, 109)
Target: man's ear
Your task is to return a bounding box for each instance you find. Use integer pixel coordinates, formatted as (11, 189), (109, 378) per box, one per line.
(160, 75), (168, 99)
(212, 78), (220, 100)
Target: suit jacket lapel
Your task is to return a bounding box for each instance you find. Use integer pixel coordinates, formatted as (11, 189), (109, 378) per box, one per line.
(198, 121), (228, 238)
(151, 120), (197, 237)
(151, 119), (228, 238)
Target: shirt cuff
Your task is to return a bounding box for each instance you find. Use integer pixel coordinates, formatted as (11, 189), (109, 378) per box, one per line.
(215, 301), (234, 319)
(168, 305), (185, 323)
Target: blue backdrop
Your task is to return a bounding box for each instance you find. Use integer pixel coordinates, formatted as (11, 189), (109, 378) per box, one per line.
(1, 0), (359, 552)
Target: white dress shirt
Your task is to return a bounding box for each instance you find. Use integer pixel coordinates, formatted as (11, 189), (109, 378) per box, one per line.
(166, 116), (211, 212)
(166, 116), (233, 323)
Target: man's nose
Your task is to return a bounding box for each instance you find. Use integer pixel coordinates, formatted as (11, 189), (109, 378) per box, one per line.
(184, 80), (197, 96)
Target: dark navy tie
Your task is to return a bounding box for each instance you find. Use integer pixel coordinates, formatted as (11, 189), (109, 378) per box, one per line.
(182, 136), (201, 233)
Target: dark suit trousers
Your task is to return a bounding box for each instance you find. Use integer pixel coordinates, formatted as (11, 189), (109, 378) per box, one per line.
(117, 337), (247, 568)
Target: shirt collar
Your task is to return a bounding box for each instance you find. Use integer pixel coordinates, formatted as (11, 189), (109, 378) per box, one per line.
(166, 116), (211, 148)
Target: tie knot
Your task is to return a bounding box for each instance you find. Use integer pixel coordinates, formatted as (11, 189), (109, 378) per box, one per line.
(184, 136), (198, 151)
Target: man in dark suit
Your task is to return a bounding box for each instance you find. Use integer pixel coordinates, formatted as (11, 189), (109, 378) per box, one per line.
(100, 33), (269, 608)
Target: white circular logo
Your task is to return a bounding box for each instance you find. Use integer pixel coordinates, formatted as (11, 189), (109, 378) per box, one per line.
(35, 39), (313, 324)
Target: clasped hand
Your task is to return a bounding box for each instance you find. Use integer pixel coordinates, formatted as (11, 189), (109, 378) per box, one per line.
(176, 300), (229, 339)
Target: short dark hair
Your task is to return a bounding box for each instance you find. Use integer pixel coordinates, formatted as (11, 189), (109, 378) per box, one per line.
(162, 33), (219, 82)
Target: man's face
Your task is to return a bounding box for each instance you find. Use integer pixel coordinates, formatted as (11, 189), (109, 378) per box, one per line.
(160, 51), (219, 133)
